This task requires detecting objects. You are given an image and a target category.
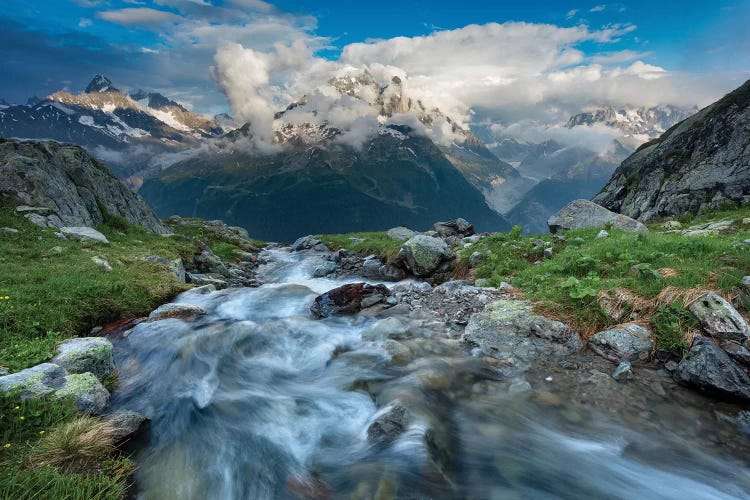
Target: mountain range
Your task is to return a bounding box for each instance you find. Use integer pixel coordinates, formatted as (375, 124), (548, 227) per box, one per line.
(0, 74), (696, 239)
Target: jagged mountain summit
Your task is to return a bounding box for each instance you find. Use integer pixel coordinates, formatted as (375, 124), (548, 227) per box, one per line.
(139, 70), (513, 240)
(0, 75), (224, 178)
(594, 80), (750, 220)
(566, 105), (696, 140)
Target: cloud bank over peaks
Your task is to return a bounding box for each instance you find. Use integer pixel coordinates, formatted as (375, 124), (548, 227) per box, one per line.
(211, 20), (720, 152)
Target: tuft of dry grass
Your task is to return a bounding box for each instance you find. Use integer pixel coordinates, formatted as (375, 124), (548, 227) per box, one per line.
(28, 416), (121, 474)
(655, 286), (724, 308)
(658, 267), (678, 278)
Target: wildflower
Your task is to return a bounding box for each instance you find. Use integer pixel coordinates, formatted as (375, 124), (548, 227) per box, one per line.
(19, 416), (25, 421)
(14, 406), (19, 411)
(3, 444), (10, 449)
(39, 431), (45, 435)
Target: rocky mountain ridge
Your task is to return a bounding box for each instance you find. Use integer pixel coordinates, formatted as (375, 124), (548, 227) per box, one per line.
(594, 79), (750, 220)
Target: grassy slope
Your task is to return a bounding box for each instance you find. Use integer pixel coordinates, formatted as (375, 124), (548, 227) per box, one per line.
(0, 204), (249, 498)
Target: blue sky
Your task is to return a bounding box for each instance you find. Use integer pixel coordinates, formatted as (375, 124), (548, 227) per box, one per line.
(1, 0), (748, 118)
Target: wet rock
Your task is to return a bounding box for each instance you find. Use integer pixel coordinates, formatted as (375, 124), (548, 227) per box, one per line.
(55, 372), (110, 414)
(611, 361), (634, 381)
(547, 199), (648, 234)
(689, 292), (750, 341)
(310, 283), (391, 318)
(665, 360), (679, 372)
(92, 256), (112, 272)
(588, 323), (654, 363)
(367, 402), (410, 443)
(0, 363), (67, 398)
(291, 235), (324, 252)
(463, 299), (582, 377)
(378, 264), (406, 281)
(188, 284), (217, 295)
(397, 235), (452, 277)
(386, 227), (417, 241)
(675, 336), (750, 401)
(148, 303), (207, 322)
(382, 340), (412, 365)
(361, 258), (383, 278)
(433, 218), (475, 238)
(60, 226), (109, 244)
(187, 273), (228, 289)
(51, 337), (115, 380)
(312, 261), (337, 278)
(361, 317), (409, 341)
(104, 409), (148, 442)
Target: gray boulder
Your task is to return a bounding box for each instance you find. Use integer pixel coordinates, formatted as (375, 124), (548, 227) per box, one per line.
(312, 261), (338, 278)
(463, 299), (582, 377)
(146, 256), (186, 283)
(398, 235), (452, 277)
(386, 227), (417, 241)
(104, 410), (148, 442)
(194, 248), (229, 277)
(379, 264), (406, 281)
(675, 336), (750, 401)
(51, 337), (115, 380)
(0, 363), (67, 398)
(187, 273), (228, 289)
(0, 139), (169, 233)
(433, 218), (475, 238)
(547, 199), (648, 233)
(148, 303), (207, 322)
(55, 372), (110, 414)
(60, 226), (109, 244)
(588, 323), (654, 363)
(291, 235), (326, 252)
(689, 292), (750, 341)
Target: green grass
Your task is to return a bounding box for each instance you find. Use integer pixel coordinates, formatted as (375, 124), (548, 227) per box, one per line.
(318, 231), (404, 262)
(0, 392), (133, 500)
(463, 217), (750, 350)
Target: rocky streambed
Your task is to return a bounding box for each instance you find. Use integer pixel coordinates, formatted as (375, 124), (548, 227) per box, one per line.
(103, 245), (750, 499)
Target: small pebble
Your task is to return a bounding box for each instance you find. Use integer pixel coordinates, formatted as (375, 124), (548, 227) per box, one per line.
(612, 361), (633, 381)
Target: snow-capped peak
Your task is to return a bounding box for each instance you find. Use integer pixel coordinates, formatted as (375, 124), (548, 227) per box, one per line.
(85, 75), (119, 94)
(566, 105), (696, 138)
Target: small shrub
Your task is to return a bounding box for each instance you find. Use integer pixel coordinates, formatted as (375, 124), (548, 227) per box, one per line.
(651, 303), (699, 353)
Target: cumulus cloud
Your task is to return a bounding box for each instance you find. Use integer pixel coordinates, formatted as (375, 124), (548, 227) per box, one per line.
(590, 5), (606, 13)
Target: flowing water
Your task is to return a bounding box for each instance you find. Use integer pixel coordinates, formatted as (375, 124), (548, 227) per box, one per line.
(111, 249), (750, 499)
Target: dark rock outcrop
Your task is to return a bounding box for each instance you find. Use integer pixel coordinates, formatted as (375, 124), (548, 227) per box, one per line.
(310, 283), (391, 318)
(594, 80), (750, 220)
(675, 336), (750, 402)
(0, 139), (169, 233)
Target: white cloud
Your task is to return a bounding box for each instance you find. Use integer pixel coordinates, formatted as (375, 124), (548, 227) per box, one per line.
(97, 8), (183, 25)
(78, 18), (93, 28)
(566, 9), (579, 18)
(590, 5), (606, 12)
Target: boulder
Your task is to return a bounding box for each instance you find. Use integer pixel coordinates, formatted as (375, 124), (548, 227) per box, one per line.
(382, 340), (412, 365)
(674, 336), (750, 401)
(379, 264), (406, 281)
(386, 227), (417, 241)
(312, 261), (338, 278)
(367, 402), (410, 443)
(361, 317), (409, 341)
(291, 235), (326, 252)
(104, 410), (149, 442)
(55, 372), (110, 414)
(60, 226), (109, 244)
(469, 251), (486, 268)
(689, 292), (750, 341)
(145, 256), (186, 283)
(310, 283), (391, 318)
(433, 218), (475, 238)
(92, 257), (112, 272)
(194, 249), (230, 277)
(398, 235), (452, 277)
(0, 363), (67, 398)
(463, 299), (582, 377)
(148, 303), (207, 322)
(547, 199), (648, 233)
(187, 273), (228, 289)
(51, 337), (115, 380)
(588, 323), (654, 363)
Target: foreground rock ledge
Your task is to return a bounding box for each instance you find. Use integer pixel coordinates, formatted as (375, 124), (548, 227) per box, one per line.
(548, 199), (648, 234)
(310, 283), (391, 318)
